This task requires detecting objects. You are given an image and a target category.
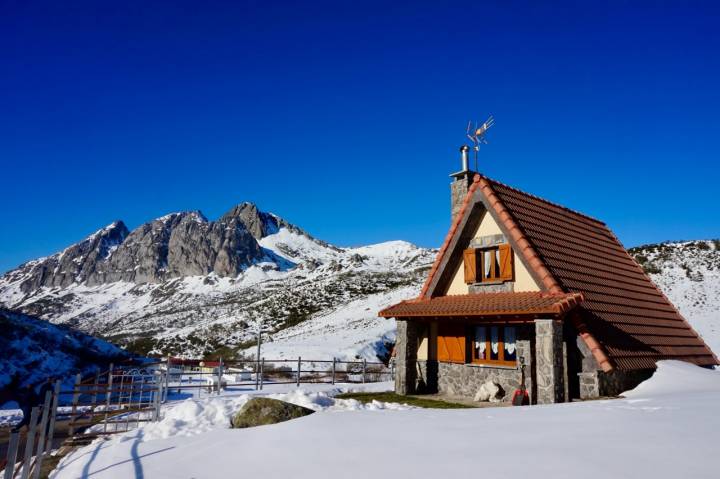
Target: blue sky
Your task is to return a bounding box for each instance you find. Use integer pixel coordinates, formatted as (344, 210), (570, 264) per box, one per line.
(1, 1), (719, 274)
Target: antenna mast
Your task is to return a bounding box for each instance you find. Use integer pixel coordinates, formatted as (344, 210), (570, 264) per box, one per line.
(465, 115), (495, 171)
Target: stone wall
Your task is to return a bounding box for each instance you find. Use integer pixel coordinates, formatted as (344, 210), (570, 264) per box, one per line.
(433, 328), (533, 402)
(579, 369), (654, 399)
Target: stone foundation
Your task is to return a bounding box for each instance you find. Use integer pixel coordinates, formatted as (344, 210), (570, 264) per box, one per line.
(579, 369), (654, 399)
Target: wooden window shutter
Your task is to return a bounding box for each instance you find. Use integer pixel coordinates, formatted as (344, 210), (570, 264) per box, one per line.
(463, 248), (478, 284)
(437, 335), (450, 362)
(498, 244), (514, 281)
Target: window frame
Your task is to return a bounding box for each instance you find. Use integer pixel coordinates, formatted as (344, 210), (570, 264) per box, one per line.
(469, 324), (518, 367)
(463, 243), (514, 285)
(479, 246), (502, 283)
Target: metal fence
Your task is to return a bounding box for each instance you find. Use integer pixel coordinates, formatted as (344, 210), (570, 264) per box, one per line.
(2, 356), (392, 477)
(2, 365), (164, 479)
(165, 357), (393, 395)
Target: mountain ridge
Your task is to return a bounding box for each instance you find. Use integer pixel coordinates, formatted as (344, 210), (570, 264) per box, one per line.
(0, 202), (437, 359)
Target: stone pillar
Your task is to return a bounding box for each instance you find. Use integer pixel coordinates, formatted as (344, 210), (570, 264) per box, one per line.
(535, 319), (565, 404)
(395, 319), (419, 395)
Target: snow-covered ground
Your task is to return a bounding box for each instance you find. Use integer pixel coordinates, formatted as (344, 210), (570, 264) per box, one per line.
(48, 362), (720, 479)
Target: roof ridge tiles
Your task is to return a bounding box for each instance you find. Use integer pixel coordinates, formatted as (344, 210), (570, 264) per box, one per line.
(479, 174), (607, 226)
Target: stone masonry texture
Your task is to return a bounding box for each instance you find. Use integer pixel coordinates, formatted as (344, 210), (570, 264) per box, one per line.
(535, 319), (565, 404)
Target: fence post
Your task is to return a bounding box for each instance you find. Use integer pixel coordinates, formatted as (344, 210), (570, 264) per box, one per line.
(259, 358), (264, 391)
(44, 381), (61, 453)
(19, 407), (40, 479)
(331, 358), (336, 385)
(104, 365), (114, 434)
(217, 358), (224, 394)
(296, 356), (301, 387)
(254, 358), (260, 391)
(31, 391), (52, 479)
(362, 359), (367, 384)
(68, 373), (81, 438)
(3, 431), (20, 479)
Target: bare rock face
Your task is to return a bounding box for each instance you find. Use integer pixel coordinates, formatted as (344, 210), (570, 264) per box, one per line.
(221, 202), (283, 240)
(10, 221), (129, 293)
(7, 206), (274, 291)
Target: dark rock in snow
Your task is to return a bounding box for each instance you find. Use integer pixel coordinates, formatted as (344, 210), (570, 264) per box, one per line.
(230, 398), (315, 428)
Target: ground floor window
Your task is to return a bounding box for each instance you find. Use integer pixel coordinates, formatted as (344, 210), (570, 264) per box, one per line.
(436, 323), (518, 366)
(471, 325), (517, 366)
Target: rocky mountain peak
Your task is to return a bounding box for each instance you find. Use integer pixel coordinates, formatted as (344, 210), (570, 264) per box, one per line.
(221, 202), (283, 240)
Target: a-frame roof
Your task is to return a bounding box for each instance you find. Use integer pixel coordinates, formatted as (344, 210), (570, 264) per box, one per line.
(411, 173), (718, 371)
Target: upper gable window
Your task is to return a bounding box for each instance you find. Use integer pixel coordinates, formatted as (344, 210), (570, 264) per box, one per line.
(463, 244), (514, 284)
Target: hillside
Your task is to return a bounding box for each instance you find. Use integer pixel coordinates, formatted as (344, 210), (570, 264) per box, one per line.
(629, 240), (720, 354)
(0, 204), (436, 360)
(0, 308), (131, 392)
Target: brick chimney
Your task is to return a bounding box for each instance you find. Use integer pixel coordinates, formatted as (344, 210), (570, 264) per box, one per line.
(449, 145), (475, 221)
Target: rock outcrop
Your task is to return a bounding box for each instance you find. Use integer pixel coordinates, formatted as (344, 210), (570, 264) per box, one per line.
(230, 397), (315, 428)
(5, 205), (280, 291)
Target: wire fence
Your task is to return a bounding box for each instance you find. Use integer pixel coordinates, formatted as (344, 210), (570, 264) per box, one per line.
(2, 357), (393, 477)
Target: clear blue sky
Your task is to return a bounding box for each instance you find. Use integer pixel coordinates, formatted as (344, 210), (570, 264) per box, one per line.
(1, 1), (719, 274)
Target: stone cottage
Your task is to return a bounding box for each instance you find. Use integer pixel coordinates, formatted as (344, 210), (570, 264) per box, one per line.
(379, 151), (718, 404)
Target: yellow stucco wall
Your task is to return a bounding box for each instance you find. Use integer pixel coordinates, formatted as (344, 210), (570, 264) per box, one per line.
(416, 322), (437, 360)
(444, 210), (540, 295)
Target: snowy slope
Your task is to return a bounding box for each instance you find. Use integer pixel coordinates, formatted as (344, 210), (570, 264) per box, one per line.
(629, 240), (720, 354)
(0, 309), (131, 391)
(49, 361), (720, 479)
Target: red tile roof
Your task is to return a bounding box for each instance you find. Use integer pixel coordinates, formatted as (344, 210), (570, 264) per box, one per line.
(379, 291), (584, 318)
(403, 174), (718, 371)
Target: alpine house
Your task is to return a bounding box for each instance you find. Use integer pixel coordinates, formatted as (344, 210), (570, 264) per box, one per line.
(379, 147), (718, 404)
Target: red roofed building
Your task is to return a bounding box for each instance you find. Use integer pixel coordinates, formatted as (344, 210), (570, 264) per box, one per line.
(379, 149), (717, 404)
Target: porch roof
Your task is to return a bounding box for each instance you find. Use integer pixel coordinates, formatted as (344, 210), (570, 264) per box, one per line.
(379, 291), (583, 319)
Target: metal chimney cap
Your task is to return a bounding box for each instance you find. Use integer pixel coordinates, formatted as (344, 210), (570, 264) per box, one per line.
(460, 145), (470, 152)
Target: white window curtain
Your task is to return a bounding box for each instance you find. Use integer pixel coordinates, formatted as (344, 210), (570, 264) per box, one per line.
(484, 250), (492, 278)
(504, 326), (517, 355)
(474, 326), (486, 357)
(491, 326), (499, 354)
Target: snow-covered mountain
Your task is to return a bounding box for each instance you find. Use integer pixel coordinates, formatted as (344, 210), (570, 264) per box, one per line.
(0, 203), (436, 360)
(629, 240), (720, 355)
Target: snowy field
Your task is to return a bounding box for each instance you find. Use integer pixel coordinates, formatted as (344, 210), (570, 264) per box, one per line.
(48, 361), (720, 479)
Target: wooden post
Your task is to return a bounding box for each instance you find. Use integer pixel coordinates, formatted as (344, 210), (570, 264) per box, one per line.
(259, 358), (264, 390)
(217, 358), (224, 394)
(68, 373), (81, 438)
(45, 381), (61, 452)
(20, 407), (40, 479)
(362, 359), (367, 384)
(331, 358), (336, 385)
(254, 357), (260, 391)
(31, 391), (52, 479)
(104, 365), (114, 434)
(296, 356), (301, 387)
(3, 431), (20, 479)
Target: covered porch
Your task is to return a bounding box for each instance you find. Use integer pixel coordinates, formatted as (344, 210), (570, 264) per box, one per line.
(380, 291), (584, 405)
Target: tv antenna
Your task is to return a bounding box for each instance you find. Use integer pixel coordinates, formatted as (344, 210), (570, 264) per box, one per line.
(466, 115), (494, 170)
